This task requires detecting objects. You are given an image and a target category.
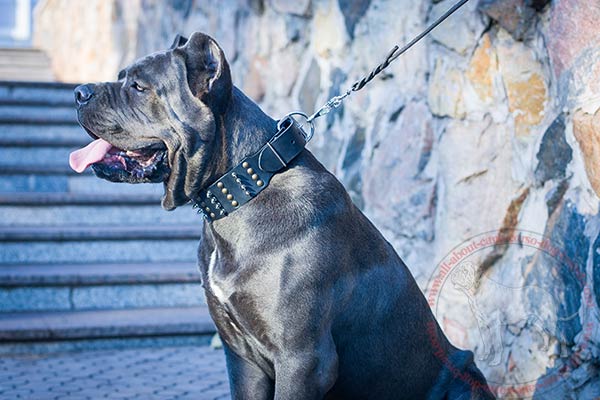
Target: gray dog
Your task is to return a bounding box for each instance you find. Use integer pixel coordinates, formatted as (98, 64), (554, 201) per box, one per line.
(69, 32), (494, 399)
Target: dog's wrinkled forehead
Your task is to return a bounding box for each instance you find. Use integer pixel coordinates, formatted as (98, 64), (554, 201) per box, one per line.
(118, 51), (173, 82)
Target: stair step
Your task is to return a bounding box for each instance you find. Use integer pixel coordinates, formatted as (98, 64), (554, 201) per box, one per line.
(0, 262), (205, 312)
(0, 145), (76, 168)
(0, 202), (193, 227)
(0, 124), (86, 143)
(0, 239), (199, 265)
(0, 69), (55, 83)
(0, 49), (54, 82)
(1, 283), (205, 313)
(0, 164), (87, 175)
(0, 306), (215, 341)
(0, 262), (200, 286)
(0, 172), (164, 195)
(0, 57), (51, 67)
(0, 48), (51, 59)
(0, 192), (162, 205)
(0, 104), (77, 124)
(0, 225), (202, 241)
(0, 49), (52, 64)
(0, 282), (205, 312)
(0, 136), (88, 147)
(0, 81), (77, 106)
(0, 226), (201, 264)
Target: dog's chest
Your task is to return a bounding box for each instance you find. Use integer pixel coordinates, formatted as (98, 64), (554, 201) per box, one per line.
(206, 249), (230, 303)
(205, 249), (275, 367)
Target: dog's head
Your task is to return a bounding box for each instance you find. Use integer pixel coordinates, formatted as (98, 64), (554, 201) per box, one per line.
(70, 32), (232, 210)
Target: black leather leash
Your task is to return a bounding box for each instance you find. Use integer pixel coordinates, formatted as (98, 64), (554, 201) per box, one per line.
(194, 0), (470, 221)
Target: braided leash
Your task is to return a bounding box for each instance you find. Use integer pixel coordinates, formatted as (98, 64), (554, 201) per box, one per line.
(286, 0), (471, 136)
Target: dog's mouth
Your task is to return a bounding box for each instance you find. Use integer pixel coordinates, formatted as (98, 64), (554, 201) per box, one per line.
(69, 128), (170, 184)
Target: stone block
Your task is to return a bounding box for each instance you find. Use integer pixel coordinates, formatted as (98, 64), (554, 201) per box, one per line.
(534, 114), (572, 186)
(270, 0), (311, 16)
(573, 109), (600, 198)
(338, 0), (371, 38)
(478, 0), (538, 41)
(312, 0), (348, 58)
(295, 58), (321, 115)
(466, 34), (498, 104)
(430, 0), (483, 55)
(496, 30), (548, 138)
(363, 101), (436, 246)
(547, 0), (600, 77)
(428, 58), (466, 118)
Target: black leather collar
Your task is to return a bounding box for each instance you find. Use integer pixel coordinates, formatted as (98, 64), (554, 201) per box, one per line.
(192, 116), (308, 221)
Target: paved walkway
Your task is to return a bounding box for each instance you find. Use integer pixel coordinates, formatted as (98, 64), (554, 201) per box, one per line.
(0, 345), (230, 399)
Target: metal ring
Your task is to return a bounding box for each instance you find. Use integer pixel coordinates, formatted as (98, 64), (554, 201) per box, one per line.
(277, 111), (315, 143)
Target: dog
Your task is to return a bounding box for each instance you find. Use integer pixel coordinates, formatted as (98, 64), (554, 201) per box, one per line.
(69, 32), (495, 399)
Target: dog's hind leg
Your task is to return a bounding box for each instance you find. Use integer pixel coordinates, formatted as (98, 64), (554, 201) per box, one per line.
(223, 343), (274, 400)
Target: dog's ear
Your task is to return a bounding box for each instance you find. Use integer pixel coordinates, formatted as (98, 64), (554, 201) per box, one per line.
(169, 34), (188, 50)
(178, 32), (232, 111)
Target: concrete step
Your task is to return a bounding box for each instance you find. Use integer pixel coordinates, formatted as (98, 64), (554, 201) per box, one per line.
(0, 225), (201, 264)
(0, 145), (76, 168)
(0, 193), (192, 227)
(1, 280), (205, 312)
(0, 281), (205, 312)
(0, 123), (87, 143)
(0, 48), (51, 61)
(0, 104), (77, 124)
(0, 47), (60, 80)
(0, 262), (200, 286)
(0, 81), (77, 106)
(0, 306), (215, 341)
(0, 67), (55, 83)
(0, 164), (86, 174)
(0, 49), (55, 82)
(0, 225), (202, 241)
(0, 135), (88, 147)
(0, 239), (199, 266)
(0, 192), (162, 205)
(0, 170), (165, 195)
(0, 203), (193, 227)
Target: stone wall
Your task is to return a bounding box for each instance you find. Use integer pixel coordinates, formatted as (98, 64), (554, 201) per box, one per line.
(34, 0), (600, 397)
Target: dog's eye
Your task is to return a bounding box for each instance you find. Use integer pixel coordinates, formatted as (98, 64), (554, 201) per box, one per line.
(131, 82), (147, 93)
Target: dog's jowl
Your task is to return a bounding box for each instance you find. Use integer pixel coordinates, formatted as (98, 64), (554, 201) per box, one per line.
(70, 32), (495, 400)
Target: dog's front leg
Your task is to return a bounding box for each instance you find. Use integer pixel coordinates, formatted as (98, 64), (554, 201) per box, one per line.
(273, 338), (338, 399)
(224, 343), (275, 400)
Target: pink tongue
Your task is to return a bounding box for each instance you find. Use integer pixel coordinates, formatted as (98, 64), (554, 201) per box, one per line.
(69, 139), (114, 173)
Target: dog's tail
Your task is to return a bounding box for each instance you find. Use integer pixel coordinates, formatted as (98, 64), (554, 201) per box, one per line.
(426, 349), (496, 400)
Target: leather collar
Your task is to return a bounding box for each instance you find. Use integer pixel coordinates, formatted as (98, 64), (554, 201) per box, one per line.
(192, 116), (308, 221)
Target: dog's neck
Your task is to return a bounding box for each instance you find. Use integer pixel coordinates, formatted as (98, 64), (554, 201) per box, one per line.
(192, 86), (307, 223)
(220, 87), (278, 170)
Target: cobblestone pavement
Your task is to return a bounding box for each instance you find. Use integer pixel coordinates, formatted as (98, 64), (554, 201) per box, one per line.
(0, 345), (230, 400)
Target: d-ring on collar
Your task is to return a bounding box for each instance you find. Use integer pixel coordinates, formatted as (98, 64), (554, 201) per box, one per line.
(193, 115), (310, 221)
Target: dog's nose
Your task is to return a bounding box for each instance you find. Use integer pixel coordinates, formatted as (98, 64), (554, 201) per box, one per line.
(75, 84), (94, 105)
